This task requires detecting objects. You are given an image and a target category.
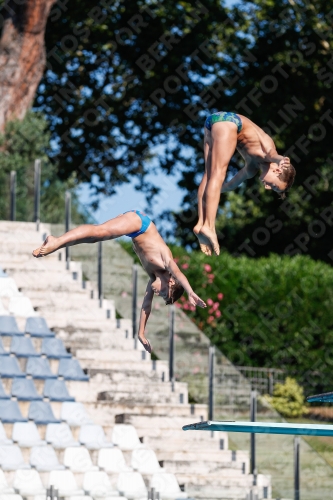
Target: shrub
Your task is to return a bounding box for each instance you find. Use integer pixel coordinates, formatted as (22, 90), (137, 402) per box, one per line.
(265, 377), (307, 418)
(166, 247), (333, 395)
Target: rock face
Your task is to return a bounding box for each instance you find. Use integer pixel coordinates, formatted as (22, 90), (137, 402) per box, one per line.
(0, 220), (271, 499)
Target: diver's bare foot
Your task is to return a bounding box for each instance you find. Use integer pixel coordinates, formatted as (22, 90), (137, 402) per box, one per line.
(193, 225), (213, 256)
(32, 235), (59, 258)
(138, 336), (152, 354)
(199, 226), (220, 256)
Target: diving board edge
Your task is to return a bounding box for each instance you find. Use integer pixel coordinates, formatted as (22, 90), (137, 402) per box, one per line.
(182, 420), (333, 437)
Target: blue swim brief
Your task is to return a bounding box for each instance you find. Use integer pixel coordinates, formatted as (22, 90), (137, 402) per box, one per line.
(125, 210), (152, 238)
(205, 111), (242, 133)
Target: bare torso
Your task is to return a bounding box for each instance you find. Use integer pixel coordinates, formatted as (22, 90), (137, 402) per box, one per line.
(132, 222), (172, 278)
(236, 114), (276, 170)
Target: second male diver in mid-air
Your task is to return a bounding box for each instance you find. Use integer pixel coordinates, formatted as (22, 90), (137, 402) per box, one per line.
(32, 210), (206, 352)
(194, 111), (296, 256)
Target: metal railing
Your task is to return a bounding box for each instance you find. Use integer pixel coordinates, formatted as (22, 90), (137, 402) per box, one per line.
(229, 366), (285, 395)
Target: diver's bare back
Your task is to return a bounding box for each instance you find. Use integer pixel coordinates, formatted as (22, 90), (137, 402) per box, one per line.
(236, 114), (275, 163)
(132, 222), (172, 276)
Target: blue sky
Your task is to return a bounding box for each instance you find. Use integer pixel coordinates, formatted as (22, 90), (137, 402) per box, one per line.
(78, 167), (185, 223)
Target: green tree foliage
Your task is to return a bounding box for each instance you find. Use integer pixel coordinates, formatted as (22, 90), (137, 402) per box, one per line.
(171, 248), (333, 394)
(265, 377), (307, 418)
(35, 0), (333, 262)
(0, 112), (93, 224)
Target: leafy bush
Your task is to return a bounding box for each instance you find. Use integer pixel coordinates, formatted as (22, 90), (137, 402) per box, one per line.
(166, 247), (333, 394)
(0, 112), (93, 224)
(265, 377), (307, 418)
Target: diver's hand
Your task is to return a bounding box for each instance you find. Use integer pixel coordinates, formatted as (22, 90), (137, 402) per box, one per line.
(280, 157), (290, 168)
(188, 291), (206, 308)
(138, 335), (152, 353)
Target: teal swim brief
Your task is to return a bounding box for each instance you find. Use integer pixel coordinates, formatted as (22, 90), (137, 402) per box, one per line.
(205, 111), (242, 133)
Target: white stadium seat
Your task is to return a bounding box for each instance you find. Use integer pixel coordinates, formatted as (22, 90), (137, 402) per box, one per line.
(9, 295), (36, 317)
(61, 402), (93, 426)
(30, 445), (65, 471)
(0, 470), (14, 494)
(151, 473), (188, 499)
(48, 470), (84, 496)
(0, 299), (8, 315)
(67, 497), (94, 500)
(45, 423), (79, 448)
(98, 448), (132, 473)
(131, 448), (161, 474)
(0, 277), (19, 297)
(0, 422), (11, 445)
(13, 469), (45, 496)
(0, 495), (23, 500)
(0, 445), (30, 470)
(111, 424), (142, 450)
(12, 422), (45, 447)
(63, 446), (98, 472)
(79, 424), (113, 449)
(83, 471), (119, 498)
(67, 495), (93, 500)
(117, 472), (147, 499)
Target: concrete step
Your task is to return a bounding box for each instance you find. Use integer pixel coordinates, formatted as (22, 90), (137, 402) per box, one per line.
(43, 318), (123, 337)
(41, 331), (140, 352)
(184, 474), (270, 498)
(162, 459), (248, 475)
(117, 413), (212, 432)
(88, 370), (170, 385)
(67, 379), (187, 404)
(78, 402), (207, 424)
(186, 485), (255, 500)
(142, 435), (228, 453)
(76, 348), (152, 364)
(1, 258), (79, 274)
(152, 449), (248, 463)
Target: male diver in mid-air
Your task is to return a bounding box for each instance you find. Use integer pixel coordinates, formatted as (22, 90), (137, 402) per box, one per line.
(194, 111), (296, 256)
(32, 210), (206, 352)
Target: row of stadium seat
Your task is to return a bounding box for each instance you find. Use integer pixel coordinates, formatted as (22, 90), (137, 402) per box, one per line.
(0, 468), (187, 499)
(0, 336), (71, 358)
(0, 400), (64, 424)
(0, 444), (164, 474)
(0, 356), (88, 380)
(0, 316), (54, 337)
(0, 422), (142, 450)
(1, 378), (74, 402)
(0, 400), (92, 425)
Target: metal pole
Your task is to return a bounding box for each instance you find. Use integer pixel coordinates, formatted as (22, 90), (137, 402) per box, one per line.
(169, 305), (175, 383)
(269, 371), (274, 396)
(250, 390), (257, 482)
(98, 241), (103, 307)
(10, 171), (16, 221)
(294, 436), (300, 500)
(208, 345), (215, 421)
(132, 265), (138, 343)
(47, 484), (58, 500)
(34, 159), (41, 231)
(65, 190), (71, 270)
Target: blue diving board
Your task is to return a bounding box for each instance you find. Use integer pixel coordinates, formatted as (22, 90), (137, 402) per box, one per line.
(182, 420), (333, 437)
(307, 392), (333, 403)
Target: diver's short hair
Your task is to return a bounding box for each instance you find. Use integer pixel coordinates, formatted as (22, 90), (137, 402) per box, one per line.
(278, 163), (296, 199)
(165, 280), (184, 305)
